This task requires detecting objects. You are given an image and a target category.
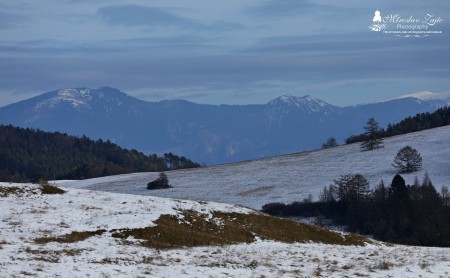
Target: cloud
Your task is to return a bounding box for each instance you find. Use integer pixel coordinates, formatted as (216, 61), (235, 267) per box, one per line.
(247, 0), (346, 18)
(0, 11), (30, 28)
(97, 5), (202, 29)
(0, 1), (449, 107)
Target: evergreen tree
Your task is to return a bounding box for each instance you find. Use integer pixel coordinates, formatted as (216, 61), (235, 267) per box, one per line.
(318, 184), (336, 202)
(441, 185), (450, 206)
(360, 117), (384, 151)
(373, 179), (388, 202)
(389, 174), (408, 201)
(334, 174), (370, 203)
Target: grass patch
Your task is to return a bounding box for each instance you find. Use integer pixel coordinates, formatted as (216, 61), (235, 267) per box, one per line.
(419, 261), (429, 269)
(0, 186), (26, 197)
(111, 210), (368, 249)
(25, 247), (85, 257)
(39, 180), (65, 195)
(0, 240), (9, 249)
(32, 210), (368, 249)
(34, 229), (106, 244)
(342, 264), (353, 270)
(379, 261), (392, 270)
(0, 181), (66, 196)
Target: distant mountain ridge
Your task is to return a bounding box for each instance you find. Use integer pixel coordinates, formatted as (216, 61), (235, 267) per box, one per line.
(1, 87), (449, 165)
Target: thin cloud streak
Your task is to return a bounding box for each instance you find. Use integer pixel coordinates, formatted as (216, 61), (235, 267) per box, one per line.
(0, 1), (448, 106)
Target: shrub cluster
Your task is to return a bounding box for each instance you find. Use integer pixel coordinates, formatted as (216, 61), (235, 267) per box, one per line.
(147, 173), (172, 190)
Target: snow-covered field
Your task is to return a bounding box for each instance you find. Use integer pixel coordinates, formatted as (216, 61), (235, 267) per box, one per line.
(62, 126), (450, 209)
(1, 183), (449, 277)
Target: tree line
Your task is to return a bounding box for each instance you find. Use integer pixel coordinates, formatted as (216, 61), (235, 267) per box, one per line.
(262, 173), (450, 247)
(346, 106), (450, 144)
(0, 125), (200, 182)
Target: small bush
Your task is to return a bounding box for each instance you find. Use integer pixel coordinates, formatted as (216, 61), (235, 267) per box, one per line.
(147, 173), (172, 190)
(322, 137), (338, 149)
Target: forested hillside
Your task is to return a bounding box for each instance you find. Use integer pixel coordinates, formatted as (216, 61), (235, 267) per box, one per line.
(346, 106), (450, 144)
(0, 125), (199, 182)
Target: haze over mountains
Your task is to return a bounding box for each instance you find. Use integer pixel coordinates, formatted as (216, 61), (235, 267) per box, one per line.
(1, 87), (449, 165)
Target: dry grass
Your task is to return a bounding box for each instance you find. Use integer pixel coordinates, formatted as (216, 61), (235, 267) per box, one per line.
(111, 210), (368, 249)
(39, 180), (65, 195)
(0, 186), (26, 197)
(31, 209), (368, 250)
(1, 181), (65, 197)
(419, 261), (429, 269)
(379, 261), (392, 270)
(342, 264), (353, 270)
(0, 240), (9, 249)
(34, 229), (106, 244)
(25, 247), (85, 257)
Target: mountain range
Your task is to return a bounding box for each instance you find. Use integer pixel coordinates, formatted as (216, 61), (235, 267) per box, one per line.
(1, 87), (449, 165)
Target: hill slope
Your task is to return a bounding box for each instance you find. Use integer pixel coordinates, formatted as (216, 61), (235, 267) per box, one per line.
(1, 87), (449, 164)
(62, 126), (450, 209)
(0, 125), (199, 182)
(1, 183), (449, 277)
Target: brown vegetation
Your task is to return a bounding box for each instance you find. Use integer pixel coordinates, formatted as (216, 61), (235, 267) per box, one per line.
(111, 210), (368, 249)
(39, 180), (66, 195)
(34, 230), (106, 244)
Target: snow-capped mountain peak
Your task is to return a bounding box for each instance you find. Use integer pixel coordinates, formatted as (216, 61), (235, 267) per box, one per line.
(268, 94), (334, 112)
(30, 87), (137, 113)
(381, 91), (450, 103)
(33, 88), (93, 112)
(57, 88), (93, 104)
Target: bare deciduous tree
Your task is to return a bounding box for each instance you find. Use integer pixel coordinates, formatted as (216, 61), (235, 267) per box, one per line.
(392, 146), (422, 173)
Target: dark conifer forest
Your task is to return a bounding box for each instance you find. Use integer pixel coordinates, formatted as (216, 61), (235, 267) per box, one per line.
(262, 174), (450, 247)
(346, 106), (450, 144)
(0, 125), (200, 182)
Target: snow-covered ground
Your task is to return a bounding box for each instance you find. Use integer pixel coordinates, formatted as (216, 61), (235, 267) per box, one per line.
(1, 183), (449, 277)
(61, 126), (450, 209)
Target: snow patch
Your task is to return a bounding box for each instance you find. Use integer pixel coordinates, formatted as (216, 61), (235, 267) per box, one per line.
(33, 88), (94, 111)
(379, 91), (450, 103)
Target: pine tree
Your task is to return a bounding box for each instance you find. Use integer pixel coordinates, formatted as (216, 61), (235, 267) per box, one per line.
(389, 174), (408, 201)
(374, 179), (388, 202)
(441, 185), (450, 206)
(334, 174), (370, 203)
(360, 117), (384, 151)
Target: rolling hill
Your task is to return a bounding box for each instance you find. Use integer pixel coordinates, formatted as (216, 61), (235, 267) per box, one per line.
(2, 125), (449, 277)
(1, 182), (449, 277)
(61, 125), (450, 210)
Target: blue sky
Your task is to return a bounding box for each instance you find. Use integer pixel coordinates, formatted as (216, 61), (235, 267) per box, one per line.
(0, 0), (449, 107)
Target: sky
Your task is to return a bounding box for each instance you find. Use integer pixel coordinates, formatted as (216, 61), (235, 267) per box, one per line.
(0, 0), (449, 107)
